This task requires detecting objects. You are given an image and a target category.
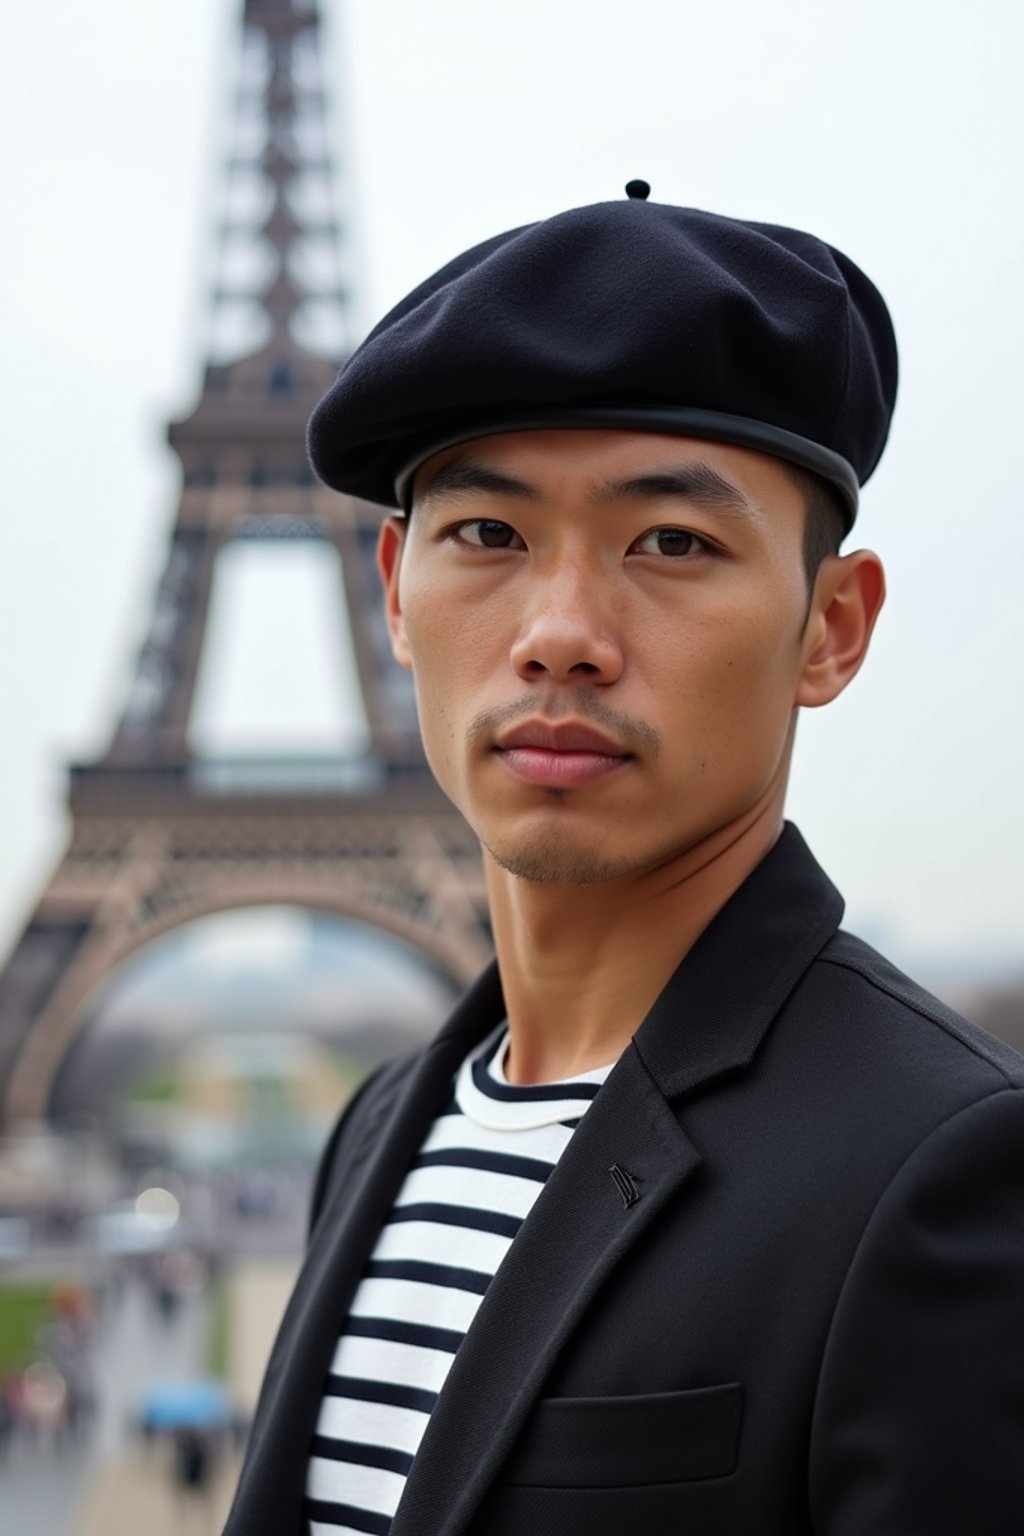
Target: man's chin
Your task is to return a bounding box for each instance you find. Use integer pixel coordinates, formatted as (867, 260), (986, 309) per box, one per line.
(482, 835), (635, 888)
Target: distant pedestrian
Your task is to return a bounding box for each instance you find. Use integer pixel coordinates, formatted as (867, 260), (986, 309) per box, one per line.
(176, 1424), (208, 1486)
(173, 1425), (217, 1531)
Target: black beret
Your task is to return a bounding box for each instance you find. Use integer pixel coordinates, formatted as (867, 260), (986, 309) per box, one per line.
(307, 188), (898, 529)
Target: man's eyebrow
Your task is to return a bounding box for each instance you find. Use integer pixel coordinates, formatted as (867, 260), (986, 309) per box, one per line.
(415, 456), (541, 508)
(592, 462), (753, 515)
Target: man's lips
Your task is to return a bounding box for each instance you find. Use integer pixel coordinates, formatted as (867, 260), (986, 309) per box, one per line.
(493, 719), (633, 788)
(495, 720), (630, 755)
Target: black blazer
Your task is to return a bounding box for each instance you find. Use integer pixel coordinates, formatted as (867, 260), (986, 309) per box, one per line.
(223, 825), (1024, 1535)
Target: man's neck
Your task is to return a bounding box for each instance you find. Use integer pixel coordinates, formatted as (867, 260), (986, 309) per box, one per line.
(487, 797), (786, 1085)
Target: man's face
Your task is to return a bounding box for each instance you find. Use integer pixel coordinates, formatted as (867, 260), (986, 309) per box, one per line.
(379, 429), (845, 885)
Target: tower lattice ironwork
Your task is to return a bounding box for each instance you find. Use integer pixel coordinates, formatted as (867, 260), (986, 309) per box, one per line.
(0, 0), (491, 1126)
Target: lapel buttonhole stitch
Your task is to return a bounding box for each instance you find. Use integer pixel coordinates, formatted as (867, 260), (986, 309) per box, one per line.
(609, 1163), (640, 1209)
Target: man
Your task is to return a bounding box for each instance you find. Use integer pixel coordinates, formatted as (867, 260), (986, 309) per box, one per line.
(223, 185), (1024, 1536)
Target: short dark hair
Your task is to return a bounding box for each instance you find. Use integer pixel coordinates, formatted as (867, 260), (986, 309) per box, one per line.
(787, 464), (847, 590)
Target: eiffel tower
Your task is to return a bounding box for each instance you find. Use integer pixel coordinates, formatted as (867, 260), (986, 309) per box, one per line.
(0, 0), (490, 1127)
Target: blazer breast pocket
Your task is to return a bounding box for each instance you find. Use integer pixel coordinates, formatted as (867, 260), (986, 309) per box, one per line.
(497, 1381), (743, 1488)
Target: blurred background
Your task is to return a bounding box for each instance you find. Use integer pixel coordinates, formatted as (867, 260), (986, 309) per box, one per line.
(1, 0), (1022, 1529)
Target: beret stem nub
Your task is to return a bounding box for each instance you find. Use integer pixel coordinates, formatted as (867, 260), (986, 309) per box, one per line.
(624, 179), (651, 200)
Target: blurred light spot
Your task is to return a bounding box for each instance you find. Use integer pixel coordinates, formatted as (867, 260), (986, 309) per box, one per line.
(135, 1186), (181, 1228)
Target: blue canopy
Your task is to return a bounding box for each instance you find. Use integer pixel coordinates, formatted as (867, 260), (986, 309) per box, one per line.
(140, 1379), (232, 1430)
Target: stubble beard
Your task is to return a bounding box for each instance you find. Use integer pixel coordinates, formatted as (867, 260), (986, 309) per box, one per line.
(480, 801), (639, 887)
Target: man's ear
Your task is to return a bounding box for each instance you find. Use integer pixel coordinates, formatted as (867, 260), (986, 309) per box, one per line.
(376, 515), (412, 670)
(795, 549), (886, 708)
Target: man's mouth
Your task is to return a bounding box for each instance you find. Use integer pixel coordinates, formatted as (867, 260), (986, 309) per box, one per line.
(493, 718), (633, 788)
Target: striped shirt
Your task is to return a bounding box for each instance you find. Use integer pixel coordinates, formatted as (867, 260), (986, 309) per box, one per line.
(304, 1022), (615, 1535)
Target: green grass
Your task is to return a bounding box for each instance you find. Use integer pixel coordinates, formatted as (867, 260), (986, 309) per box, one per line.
(206, 1270), (229, 1380)
(0, 1282), (52, 1373)
(126, 1061), (182, 1103)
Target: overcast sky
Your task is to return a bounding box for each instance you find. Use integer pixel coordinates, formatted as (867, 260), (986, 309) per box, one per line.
(1, 0), (1022, 986)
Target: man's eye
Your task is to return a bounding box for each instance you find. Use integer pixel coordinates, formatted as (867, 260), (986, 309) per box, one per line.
(456, 520), (523, 549)
(633, 527), (701, 557)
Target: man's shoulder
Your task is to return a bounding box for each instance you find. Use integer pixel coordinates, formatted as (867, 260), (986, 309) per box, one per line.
(808, 927), (1024, 1089)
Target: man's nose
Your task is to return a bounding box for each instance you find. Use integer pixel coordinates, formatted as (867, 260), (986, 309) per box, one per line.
(509, 565), (624, 684)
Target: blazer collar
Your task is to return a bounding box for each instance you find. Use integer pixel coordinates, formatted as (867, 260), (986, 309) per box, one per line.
(633, 821), (844, 1097)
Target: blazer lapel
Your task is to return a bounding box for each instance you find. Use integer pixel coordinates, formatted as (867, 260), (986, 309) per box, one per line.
(224, 966), (504, 1536)
(391, 1042), (701, 1536)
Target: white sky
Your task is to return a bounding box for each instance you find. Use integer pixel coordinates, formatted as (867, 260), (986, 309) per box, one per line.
(188, 541), (370, 756)
(0, 0), (1022, 983)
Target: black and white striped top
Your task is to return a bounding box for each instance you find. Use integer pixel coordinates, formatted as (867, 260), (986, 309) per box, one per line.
(304, 1022), (615, 1536)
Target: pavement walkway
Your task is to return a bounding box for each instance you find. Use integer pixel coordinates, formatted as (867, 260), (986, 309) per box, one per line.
(70, 1444), (242, 1536)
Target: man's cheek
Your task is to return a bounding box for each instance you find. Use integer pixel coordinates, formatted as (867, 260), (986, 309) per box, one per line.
(410, 666), (460, 764)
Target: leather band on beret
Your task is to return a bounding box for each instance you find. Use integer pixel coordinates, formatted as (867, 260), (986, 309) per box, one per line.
(393, 406), (861, 521)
